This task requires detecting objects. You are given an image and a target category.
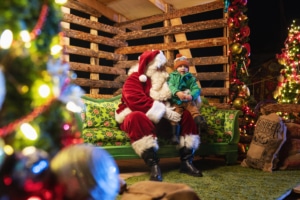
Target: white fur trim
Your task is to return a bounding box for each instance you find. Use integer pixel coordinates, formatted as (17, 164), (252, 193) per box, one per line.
(149, 70), (171, 101)
(146, 100), (166, 123)
(132, 135), (159, 157)
(179, 134), (200, 149)
(145, 51), (167, 78)
(150, 82), (172, 101)
(115, 107), (132, 124)
(154, 51), (167, 69)
(139, 74), (147, 82)
(128, 63), (138, 75)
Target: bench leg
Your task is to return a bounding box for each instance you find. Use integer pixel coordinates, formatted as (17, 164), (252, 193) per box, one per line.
(225, 152), (238, 165)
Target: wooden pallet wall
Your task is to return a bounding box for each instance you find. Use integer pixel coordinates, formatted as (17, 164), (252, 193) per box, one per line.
(61, 0), (230, 102)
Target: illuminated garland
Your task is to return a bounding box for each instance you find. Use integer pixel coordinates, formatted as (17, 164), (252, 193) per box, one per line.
(30, 4), (49, 40)
(227, 0), (251, 104)
(226, 0), (256, 138)
(0, 99), (54, 137)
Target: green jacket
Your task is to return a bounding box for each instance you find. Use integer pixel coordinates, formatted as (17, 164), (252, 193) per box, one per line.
(168, 71), (201, 105)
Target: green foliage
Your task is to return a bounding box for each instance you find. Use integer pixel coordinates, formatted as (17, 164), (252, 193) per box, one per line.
(0, 0), (62, 126)
(0, 0), (62, 54)
(0, 1), (69, 154)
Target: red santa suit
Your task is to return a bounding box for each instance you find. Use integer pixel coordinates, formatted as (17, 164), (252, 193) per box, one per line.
(115, 50), (203, 181)
(116, 50), (200, 156)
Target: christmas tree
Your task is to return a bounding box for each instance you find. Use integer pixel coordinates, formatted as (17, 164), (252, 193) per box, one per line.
(274, 20), (300, 121)
(0, 1), (120, 199)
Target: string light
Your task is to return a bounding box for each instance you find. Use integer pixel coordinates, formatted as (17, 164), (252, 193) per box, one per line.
(20, 30), (31, 43)
(0, 29), (13, 49)
(55, 0), (68, 4)
(20, 123), (38, 140)
(38, 84), (51, 98)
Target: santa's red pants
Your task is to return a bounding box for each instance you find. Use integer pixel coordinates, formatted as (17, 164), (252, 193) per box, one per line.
(119, 110), (197, 143)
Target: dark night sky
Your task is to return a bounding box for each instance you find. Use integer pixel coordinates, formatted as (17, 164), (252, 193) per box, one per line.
(247, 0), (300, 67)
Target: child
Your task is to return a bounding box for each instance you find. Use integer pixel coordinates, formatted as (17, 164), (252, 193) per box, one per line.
(167, 54), (206, 144)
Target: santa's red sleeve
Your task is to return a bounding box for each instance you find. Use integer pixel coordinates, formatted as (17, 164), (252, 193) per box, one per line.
(122, 73), (165, 123)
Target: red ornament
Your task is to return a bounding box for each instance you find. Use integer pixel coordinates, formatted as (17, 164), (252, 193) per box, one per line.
(240, 26), (250, 37)
(243, 43), (251, 56)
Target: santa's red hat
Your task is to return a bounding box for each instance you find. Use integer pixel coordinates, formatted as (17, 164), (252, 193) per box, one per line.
(138, 50), (160, 82)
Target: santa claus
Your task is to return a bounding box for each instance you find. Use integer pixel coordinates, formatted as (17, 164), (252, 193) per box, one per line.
(115, 50), (202, 181)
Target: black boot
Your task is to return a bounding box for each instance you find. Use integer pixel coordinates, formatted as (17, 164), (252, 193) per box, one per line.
(170, 125), (180, 145)
(179, 147), (203, 177)
(194, 115), (208, 134)
(141, 148), (163, 181)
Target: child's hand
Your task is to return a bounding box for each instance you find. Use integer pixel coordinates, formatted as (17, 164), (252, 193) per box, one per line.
(176, 91), (186, 100)
(176, 91), (192, 101)
(185, 95), (192, 101)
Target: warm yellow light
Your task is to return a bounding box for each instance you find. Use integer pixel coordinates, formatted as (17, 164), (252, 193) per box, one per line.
(55, 0), (67, 5)
(3, 145), (14, 156)
(66, 101), (82, 113)
(20, 30), (31, 42)
(22, 146), (37, 156)
(24, 42), (31, 48)
(51, 44), (62, 55)
(0, 29), (13, 49)
(20, 123), (38, 140)
(20, 85), (29, 94)
(38, 84), (51, 98)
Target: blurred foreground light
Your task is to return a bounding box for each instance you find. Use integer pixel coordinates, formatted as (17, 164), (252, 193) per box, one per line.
(66, 101), (82, 113)
(27, 197), (42, 200)
(4, 145), (14, 156)
(22, 146), (37, 156)
(55, 0), (68, 5)
(38, 84), (51, 98)
(20, 30), (31, 42)
(20, 123), (38, 140)
(51, 44), (62, 55)
(0, 29), (13, 49)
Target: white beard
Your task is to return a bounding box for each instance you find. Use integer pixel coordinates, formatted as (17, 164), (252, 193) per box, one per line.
(149, 70), (172, 101)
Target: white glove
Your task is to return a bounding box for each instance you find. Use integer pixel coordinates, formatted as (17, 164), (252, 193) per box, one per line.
(164, 107), (181, 122)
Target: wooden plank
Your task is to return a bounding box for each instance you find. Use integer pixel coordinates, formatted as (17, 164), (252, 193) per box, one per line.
(76, 0), (129, 23)
(84, 94), (115, 99)
(69, 62), (126, 75)
(163, 4), (175, 73)
(64, 0), (102, 17)
(115, 37), (228, 54)
(261, 104), (300, 114)
(197, 72), (229, 81)
(74, 78), (123, 89)
(114, 75), (128, 83)
(114, 60), (138, 69)
(192, 56), (228, 65)
(148, 0), (167, 12)
(170, 17), (196, 77)
(114, 18), (227, 40)
(116, 1), (224, 28)
(90, 16), (100, 95)
(201, 88), (229, 96)
(223, 12), (230, 102)
(65, 45), (127, 61)
(113, 55), (228, 69)
(61, 6), (70, 62)
(62, 13), (125, 35)
(62, 28), (127, 47)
